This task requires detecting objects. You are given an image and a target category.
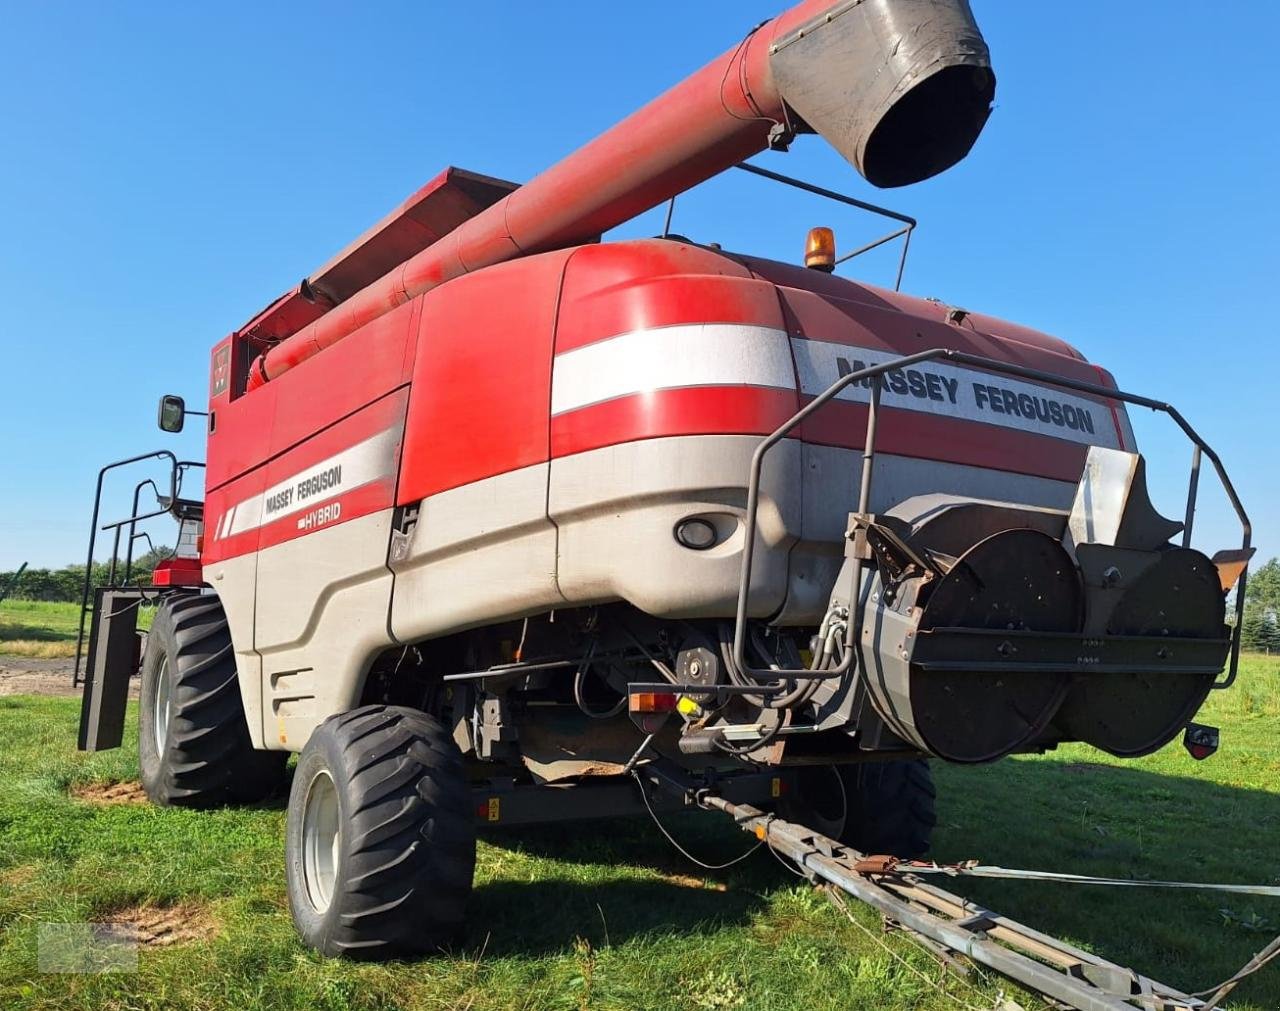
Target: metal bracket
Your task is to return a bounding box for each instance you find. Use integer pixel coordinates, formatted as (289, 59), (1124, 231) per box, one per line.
(389, 504), (420, 564)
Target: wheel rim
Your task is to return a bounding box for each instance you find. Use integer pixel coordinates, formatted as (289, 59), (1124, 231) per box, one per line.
(152, 656), (172, 750)
(301, 771), (341, 913)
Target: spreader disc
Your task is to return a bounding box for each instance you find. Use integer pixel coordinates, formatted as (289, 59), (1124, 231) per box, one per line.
(910, 529), (1082, 763)
(1056, 548), (1224, 757)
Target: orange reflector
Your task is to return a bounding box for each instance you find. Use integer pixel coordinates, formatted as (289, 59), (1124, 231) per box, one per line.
(1212, 548), (1255, 593)
(629, 691), (678, 714)
(805, 226), (836, 272)
(754, 825), (767, 841)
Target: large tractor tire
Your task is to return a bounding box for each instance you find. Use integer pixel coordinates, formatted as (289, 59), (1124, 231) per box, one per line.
(285, 706), (476, 959)
(782, 759), (936, 859)
(139, 592), (287, 807)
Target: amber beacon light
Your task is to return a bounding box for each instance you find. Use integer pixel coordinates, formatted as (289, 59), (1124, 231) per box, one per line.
(805, 226), (836, 272)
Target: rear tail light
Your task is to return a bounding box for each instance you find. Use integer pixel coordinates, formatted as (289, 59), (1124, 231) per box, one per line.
(1183, 723), (1219, 761)
(629, 691), (678, 714)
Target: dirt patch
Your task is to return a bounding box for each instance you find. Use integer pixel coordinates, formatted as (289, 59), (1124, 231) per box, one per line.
(0, 655), (139, 699)
(0, 865), (38, 889)
(72, 781), (149, 805)
(660, 872), (728, 892)
(102, 903), (218, 948)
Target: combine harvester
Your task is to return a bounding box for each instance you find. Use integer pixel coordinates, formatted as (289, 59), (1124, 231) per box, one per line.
(76, 0), (1264, 1005)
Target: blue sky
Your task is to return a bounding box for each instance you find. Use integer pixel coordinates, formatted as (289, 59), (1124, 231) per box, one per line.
(0, 2), (1275, 570)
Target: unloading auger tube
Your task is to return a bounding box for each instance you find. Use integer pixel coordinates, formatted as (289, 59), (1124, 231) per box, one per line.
(729, 348), (1252, 764)
(243, 0), (995, 388)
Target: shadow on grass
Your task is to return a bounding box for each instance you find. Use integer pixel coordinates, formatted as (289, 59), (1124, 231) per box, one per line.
(927, 758), (1279, 1001)
(478, 760), (1280, 1002)
(467, 873), (769, 956)
(0, 620), (72, 644)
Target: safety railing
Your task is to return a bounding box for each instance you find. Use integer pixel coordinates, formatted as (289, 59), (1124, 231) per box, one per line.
(731, 348), (1252, 688)
(74, 452), (205, 685)
(660, 161), (918, 291)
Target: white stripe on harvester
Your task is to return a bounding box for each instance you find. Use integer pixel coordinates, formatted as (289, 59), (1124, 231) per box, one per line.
(549, 323), (1122, 449)
(550, 324), (796, 416)
(214, 428), (399, 540)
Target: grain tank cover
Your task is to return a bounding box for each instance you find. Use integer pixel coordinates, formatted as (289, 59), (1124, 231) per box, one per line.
(240, 167), (518, 345)
(770, 0), (995, 187)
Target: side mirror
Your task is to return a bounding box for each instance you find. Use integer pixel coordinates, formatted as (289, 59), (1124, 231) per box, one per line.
(157, 394), (186, 433)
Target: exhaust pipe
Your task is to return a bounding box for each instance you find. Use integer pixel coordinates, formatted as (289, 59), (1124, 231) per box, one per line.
(246, 0), (995, 387)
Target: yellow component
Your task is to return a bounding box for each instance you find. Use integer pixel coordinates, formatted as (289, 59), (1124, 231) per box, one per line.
(754, 825), (767, 841)
(805, 226), (836, 272)
(771, 777), (782, 799)
(487, 797), (501, 823)
(277, 716), (288, 747)
(676, 695), (703, 717)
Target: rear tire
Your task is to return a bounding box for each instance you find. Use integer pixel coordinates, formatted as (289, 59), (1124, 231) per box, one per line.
(782, 759), (936, 859)
(138, 592), (286, 807)
(285, 705), (476, 959)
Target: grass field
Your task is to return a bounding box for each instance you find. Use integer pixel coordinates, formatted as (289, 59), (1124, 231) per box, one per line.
(0, 601), (86, 658)
(0, 656), (1277, 1010)
(0, 601), (152, 659)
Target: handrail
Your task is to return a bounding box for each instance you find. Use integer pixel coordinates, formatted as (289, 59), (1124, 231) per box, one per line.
(731, 348), (1252, 690)
(74, 454), (206, 685)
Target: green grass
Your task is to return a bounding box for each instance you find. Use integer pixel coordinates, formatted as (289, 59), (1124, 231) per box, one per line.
(0, 601), (152, 659)
(0, 657), (1277, 1010)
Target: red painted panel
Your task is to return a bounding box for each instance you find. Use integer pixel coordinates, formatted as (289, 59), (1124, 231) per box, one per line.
(206, 339), (277, 492)
(258, 390), (407, 553)
(740, 254), (1087, 362)
(203, 390), (407, 564)
(802, 401), (1089, 482)
(776, 285), (1112, 394)
(151, 557), (204, 587)
(206, 298), (418, 494)
(256, 479), (393, 554)
(398, 250), (573, 502)
(555, 240), (781, 352)
(775, 286), (1125, 454)
(549, 385), (1089, 483)
(266, 298), (418, 458)
(551, 387), (799, 459)
(203, 468), (266, 565)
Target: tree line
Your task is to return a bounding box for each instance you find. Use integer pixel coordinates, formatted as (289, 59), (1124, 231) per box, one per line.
(1, 547), (174, 602)
(1240, 556), (1280, 654)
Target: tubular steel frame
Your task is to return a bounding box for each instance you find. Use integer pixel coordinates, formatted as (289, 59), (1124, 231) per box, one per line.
(731, 348), (1252, 687)
(662, 163), (918, 290)
(733, 161), (917, 289)
(74, 452), (205, 686)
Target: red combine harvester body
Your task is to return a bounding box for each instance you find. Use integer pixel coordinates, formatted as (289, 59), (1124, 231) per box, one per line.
(76, 0), (1252, 974)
